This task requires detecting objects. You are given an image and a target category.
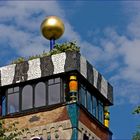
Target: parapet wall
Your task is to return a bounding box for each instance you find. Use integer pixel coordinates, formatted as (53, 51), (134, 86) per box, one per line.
(0, 51), (113, 104)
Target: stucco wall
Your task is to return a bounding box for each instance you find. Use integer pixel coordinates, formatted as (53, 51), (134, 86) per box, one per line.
(79, 108), (112, 140)
(4, 106), (72, 139)
(78, 122), (101, 140)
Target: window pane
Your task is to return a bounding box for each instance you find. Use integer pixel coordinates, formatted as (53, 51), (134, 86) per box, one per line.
(92, 96), (98, 119)
(80, 86), (86, 107)
(8, 93), (19, 114)
(35, 82), (46, 107)
(14, 87), (19, 92)
(8, 88), (13, 94)
(99, 101), (104, 123)
(2, 96), (6, 116)
(48, 79), (54, 85)
(87, 91), (92, 113)
(48, 83), (60, 105)
(22, 85), (33, 110)
(55, 77), (60, 83)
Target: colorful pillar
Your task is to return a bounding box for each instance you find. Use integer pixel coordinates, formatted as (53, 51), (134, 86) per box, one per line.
(69, 75), (78, 102)
(0, 94), (2, 116)
(104, 107), (110, 128)
(67, 103), (79, 140)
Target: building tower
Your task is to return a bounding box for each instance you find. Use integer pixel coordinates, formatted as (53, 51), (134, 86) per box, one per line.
(0, 16), (113, 140)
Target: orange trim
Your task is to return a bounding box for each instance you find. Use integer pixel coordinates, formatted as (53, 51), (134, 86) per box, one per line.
(69, 80), (78, 92)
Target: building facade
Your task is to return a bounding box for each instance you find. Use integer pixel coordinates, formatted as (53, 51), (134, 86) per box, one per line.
(0, 51), (113, 140)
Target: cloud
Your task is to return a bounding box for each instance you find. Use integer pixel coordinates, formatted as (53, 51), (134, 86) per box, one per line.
(0, 1), (95, 62)
(0, 1), (140, 105)
(113, 80), (140, 105)
(99, 27), (140, 84)
(93, 3), (140, 105)
(0, 1), (83, 57)
(120, 40), (140, 81)
(84, 2), (140, 105)
(122, 1), (140, 39)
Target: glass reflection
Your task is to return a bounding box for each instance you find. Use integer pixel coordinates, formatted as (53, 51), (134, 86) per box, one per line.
(22, 85), (33, 110)
(8, 93), (19, 114)
(35, 82), (46, 107)
(48, 83), (60, 105)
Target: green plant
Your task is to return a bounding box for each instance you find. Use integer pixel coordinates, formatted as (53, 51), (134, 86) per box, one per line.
(28, 55), (41, 60)
(132, 106), (140, 139)
(133, 106), (140, 114)
(132, 131), (140, 140)
(0, 120), (28, 140)
(11, 57), (25, 64)
(43, 41), (80, 56)
(11, 41), (80, 64)
(54, 41), (80, 52)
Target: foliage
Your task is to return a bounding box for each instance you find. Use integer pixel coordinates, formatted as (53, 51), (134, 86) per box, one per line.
(132, 106), (140, 140)
(55, 41), (80, 52)
(11, 57), (25, 64)
(28, 55), (41, 60)
(132, 131), (140, 140)
(42, 41), (80, 56)
(133, 106), (140, 114)
(11, 41), (80, 64)
(0, 120), (27, 140)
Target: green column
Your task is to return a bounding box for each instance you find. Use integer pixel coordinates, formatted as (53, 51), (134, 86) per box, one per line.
(67, 103), (79, 140)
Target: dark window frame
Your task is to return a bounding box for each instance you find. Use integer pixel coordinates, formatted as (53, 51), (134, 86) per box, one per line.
(21, 85), (33, 111)
(7, 86), (20, 114)
(1, 76), (64, 116)
(87, 91), (92, 113)
(79, 83), (105, 124)
(79, 84), (87, 108)
(92, 95), (98, 119)
(1, 93), (6, 116)
(48, 77), (62, 105)
(34, 82), (46, 108)
(98, 100), (104, 123)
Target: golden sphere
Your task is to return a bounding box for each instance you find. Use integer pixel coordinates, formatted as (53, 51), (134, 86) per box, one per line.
(41, 16), (65, 40)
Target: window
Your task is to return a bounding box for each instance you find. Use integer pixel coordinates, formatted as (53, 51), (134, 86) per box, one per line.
(79, 83), (105, 124)
(35, 82), (46, 107)
(22, 85), (33, 110)
(92, 96), (98, 119)
(83, 134), (89, 140)
(1, 76), (64, 116)
(98, 101), (104, 123)
(80, 85), (86, 107)
(48, 78), (61, 105)
(7, 87), (19, 114)
(87, 91), (92, 113)
(2, 96), (6, 116)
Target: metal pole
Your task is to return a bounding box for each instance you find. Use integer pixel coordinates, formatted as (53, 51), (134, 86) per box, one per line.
(50, 39), (55, 50)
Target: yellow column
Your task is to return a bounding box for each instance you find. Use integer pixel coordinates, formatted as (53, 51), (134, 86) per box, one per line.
(104, 107), (110, 128)
(69, 75), (78, 102)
